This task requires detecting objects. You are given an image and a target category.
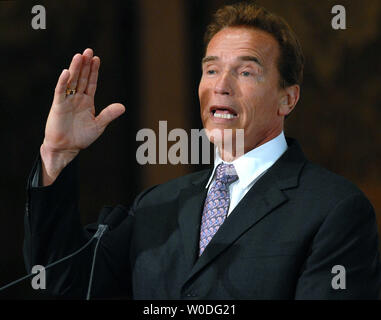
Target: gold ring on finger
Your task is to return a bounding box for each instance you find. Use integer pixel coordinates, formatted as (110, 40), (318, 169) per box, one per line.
(65, 88), (77, 97)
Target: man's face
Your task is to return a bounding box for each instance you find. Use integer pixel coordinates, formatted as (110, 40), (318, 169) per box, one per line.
(199, 27), (285, 153)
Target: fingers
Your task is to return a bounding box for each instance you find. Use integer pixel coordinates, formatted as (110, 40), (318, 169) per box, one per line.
(95, 103), (126, 131)
(67, 53), (83, 90)
(53, 49), (97, 105)
(53, 69), (70, 104)
(76, 48), (94, 93)
(85, 56), (100, 98)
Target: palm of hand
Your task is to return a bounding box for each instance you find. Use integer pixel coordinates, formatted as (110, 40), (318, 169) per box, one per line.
(43, 49), (125, 154)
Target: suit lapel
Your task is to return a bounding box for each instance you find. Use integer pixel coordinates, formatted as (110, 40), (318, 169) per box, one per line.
(177, 170), (210, 271)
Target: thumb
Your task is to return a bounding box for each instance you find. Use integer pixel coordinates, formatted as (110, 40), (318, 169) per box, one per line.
(95, 103), (126, 131)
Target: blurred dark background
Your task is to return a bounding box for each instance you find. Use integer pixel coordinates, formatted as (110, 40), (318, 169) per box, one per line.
(0, 0), (380, 299)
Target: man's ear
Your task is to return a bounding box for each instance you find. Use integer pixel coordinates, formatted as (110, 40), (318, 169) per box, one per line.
(278, 84), (300, 117)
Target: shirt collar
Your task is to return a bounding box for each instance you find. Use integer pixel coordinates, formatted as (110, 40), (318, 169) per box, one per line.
(205, 131), (288, 189)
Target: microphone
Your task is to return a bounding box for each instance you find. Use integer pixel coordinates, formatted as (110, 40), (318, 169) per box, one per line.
(0, 205), (128, 297)
(86, 204), (127, 300)
(97, 204), (128, 231)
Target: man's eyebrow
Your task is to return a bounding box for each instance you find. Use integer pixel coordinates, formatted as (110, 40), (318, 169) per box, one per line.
(238, 55), (263, 67)
(201, 56), (218, 64)
(201, 55), (263, 67)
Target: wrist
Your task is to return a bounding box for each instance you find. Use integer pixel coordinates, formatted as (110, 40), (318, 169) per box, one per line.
(40, 143), (78, 186)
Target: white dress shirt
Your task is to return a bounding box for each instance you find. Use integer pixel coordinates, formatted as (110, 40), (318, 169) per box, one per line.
(205, 131), (288, 216)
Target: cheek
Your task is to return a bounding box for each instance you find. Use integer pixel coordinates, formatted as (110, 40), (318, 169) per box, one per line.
(244, 86), (277, 117)
(198, 80), (212, 112)
(239, 87), (276, 132)
(240, 87), (262, 119)
(198, 80), (203, 101)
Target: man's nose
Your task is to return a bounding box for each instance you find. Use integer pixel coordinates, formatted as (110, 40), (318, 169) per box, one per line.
(214, 71), (233, 95)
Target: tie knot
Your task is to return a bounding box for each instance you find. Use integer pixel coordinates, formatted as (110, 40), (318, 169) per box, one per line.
(215, 163), (238, 185)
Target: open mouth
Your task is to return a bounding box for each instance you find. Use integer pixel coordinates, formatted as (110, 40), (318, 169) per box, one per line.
(210, 106), (238, 120)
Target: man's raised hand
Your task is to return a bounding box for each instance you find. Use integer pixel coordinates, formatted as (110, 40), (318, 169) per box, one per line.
(40, 48), (125, 186)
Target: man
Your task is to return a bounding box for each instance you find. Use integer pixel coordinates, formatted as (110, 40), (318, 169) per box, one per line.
(24, 2), (381, 299)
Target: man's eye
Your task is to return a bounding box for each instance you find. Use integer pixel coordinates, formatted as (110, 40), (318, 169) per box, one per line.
(241, 71), (251, 77)
(206, 69), (216, 75)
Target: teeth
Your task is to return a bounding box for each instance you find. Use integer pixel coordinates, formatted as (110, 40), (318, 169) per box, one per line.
(213, 113), (236, 119)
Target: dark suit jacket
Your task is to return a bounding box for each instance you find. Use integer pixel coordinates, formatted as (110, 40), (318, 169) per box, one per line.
(23, 138), (381, 299)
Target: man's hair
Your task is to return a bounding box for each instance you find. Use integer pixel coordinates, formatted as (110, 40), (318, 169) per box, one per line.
(204, 2), (304, 88)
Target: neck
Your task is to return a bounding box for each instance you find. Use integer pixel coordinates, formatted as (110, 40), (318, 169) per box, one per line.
(218, 148), (237, 162)
(218, 128), (283, 162)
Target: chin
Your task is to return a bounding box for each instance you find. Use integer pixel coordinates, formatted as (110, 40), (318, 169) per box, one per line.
(204, 125), (235, 148)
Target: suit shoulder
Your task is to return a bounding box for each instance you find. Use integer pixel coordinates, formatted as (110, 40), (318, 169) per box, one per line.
(300, 160), (370, 204)
(287, 160), (376, 233)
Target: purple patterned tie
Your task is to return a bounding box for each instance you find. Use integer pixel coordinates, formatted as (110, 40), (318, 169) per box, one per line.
(199, 163), (238, 256)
